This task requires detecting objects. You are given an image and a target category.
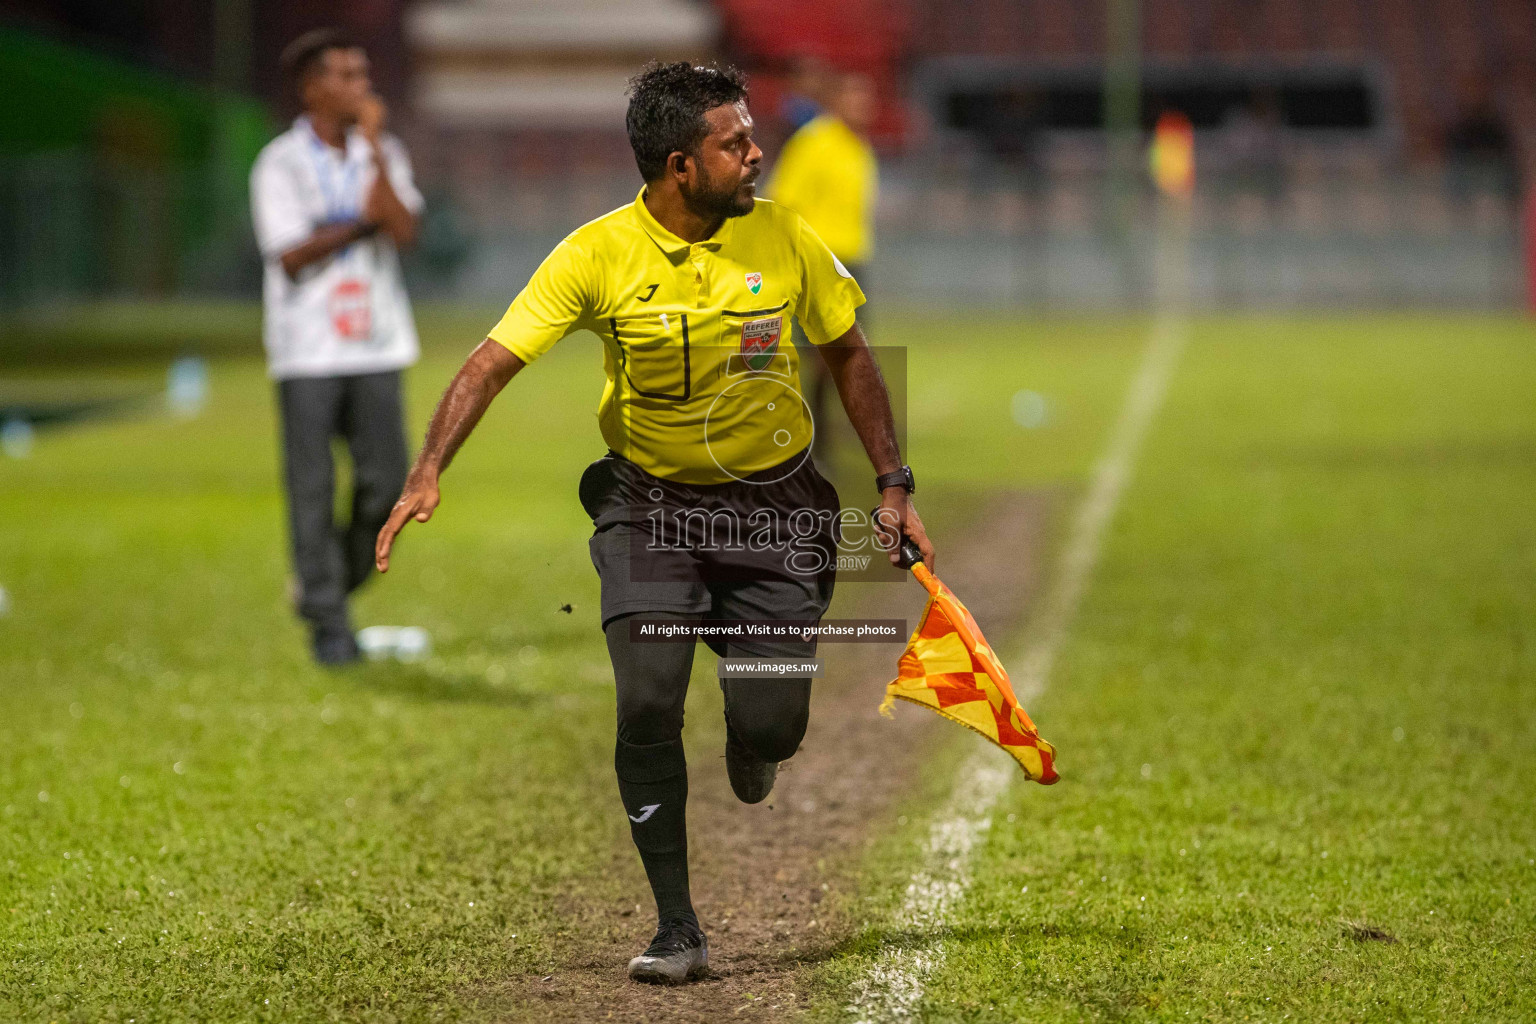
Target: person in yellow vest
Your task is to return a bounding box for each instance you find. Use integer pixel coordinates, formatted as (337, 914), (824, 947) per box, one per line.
(768, 72), (877, 273)
(766, 72), (879, 447)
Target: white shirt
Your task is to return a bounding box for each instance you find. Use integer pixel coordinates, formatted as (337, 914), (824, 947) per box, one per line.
(250, 117), (423, 380)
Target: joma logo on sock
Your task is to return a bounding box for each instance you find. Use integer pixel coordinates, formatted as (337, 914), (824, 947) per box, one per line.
(628, 804), (661, 823)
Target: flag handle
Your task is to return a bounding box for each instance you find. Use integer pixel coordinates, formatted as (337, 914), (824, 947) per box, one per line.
(872, 507), (939, 592)
(894, 538), (942, 595)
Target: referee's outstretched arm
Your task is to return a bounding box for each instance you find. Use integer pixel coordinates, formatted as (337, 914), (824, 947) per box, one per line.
(819, 321), (937, 573)
(374, 339), (524, 572)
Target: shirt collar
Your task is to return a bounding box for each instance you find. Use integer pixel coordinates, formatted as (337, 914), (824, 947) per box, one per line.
(632, 187), (735, 256)
(297, 115), (367, 162)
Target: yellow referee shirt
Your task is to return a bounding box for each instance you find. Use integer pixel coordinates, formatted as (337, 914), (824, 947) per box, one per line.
(488, 189), (865, 485)
(765, 114), (877, 264)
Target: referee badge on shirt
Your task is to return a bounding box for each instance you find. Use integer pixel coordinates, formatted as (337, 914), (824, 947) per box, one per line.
(329, 278), (372, 341)
(740, 315), (782, 371)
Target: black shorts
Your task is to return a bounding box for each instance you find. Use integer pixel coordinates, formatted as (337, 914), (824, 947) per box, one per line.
(578, 450), (841, 651)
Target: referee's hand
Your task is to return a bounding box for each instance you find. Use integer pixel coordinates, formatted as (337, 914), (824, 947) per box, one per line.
(376, 475), (439, 573)
(874, 491), (936, 575)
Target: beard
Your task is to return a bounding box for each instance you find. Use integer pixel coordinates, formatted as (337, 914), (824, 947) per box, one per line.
(684, 164), (757, 219)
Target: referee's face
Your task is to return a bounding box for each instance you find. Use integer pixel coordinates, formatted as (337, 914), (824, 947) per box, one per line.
(686, 101), (763, 219)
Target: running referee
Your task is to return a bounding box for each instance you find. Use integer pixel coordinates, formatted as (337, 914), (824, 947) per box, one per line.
(375, 61), (934, 984)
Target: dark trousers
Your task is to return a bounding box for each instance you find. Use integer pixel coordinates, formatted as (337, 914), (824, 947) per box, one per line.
(606, 611), (814, 759)
(605, 610), (815, 924)
(276, 370), (408, 634)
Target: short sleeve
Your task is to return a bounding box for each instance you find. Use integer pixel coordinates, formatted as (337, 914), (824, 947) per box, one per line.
(486, 239), (595, 363)
(793, 216), (866, 345)
(250, 150), (312, 260)
(380, 136), (425, 215)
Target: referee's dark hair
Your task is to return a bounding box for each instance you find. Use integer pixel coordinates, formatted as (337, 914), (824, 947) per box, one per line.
(626, 61), (749, 182)
(280, 28), (360, 98)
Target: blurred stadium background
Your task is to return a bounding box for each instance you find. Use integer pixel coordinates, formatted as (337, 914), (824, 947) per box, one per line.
(1, 0), (1532, 313)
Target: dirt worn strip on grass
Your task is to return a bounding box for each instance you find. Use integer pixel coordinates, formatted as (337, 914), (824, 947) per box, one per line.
(473, 492), (1054, 1023)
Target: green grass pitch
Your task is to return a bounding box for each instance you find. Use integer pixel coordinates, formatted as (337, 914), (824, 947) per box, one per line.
(2, 307), (1533, 1021)
(811, 314), (1536, 1021)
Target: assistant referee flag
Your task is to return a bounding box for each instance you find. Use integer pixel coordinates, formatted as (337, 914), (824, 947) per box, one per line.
(881, 559), (1058, 784)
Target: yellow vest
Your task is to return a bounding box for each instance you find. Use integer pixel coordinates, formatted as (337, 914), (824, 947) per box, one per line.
(765, 114), (878, 264)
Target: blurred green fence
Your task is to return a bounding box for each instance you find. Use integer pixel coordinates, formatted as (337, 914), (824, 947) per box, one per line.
(0, 28), (269, 310)
(437, 157), (1524, 310)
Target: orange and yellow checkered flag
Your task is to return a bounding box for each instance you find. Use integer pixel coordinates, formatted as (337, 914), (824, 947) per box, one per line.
(880, 551), (1058, 784)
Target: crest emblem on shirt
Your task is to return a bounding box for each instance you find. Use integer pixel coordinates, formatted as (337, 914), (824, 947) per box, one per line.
(329, 278), (372, 342)
(740, 316), (782, 371)
(745, 271), (763, 295)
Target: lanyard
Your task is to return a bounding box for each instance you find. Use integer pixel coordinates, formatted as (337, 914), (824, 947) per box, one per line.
(305, 121), (362, 223)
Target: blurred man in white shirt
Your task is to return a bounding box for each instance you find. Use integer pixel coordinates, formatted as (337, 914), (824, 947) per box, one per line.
(250, 28), (422, 664)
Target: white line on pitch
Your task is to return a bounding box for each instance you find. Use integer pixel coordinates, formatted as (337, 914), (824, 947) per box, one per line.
(846, 309), (1189, 1023)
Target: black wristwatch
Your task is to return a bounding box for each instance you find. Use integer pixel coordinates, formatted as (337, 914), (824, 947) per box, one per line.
(875, 465), (916, 494)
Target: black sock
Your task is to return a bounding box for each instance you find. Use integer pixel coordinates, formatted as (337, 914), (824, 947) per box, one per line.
(615, 736), (696, 927)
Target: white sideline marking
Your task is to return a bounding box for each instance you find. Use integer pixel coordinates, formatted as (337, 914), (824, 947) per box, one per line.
(846, 311), (1189, 1023)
